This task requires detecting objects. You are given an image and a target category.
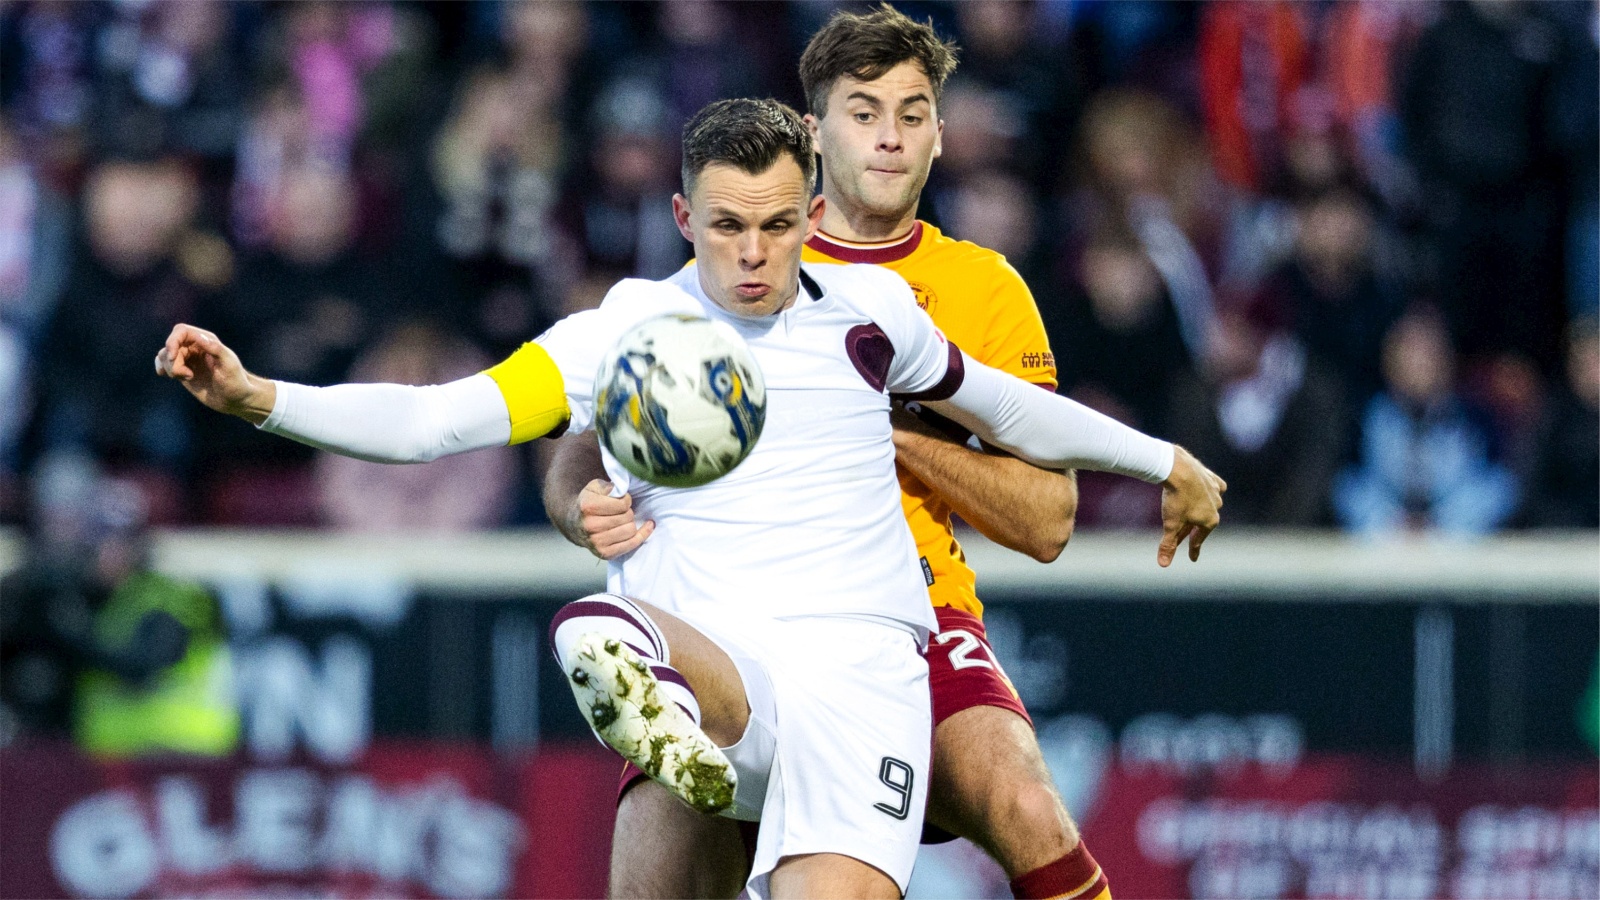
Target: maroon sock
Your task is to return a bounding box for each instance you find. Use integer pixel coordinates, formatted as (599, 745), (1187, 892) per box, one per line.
(1009, 839), (1109, 900)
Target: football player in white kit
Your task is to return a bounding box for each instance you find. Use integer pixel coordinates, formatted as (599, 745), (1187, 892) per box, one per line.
(156, 99), (1224, 899)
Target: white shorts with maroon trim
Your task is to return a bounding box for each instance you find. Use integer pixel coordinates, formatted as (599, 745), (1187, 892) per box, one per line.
(681, 611), (932, 899)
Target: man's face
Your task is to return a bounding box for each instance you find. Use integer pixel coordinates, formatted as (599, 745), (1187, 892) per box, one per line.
(808, 61), (943, 223)
(673, 157), (825, 318)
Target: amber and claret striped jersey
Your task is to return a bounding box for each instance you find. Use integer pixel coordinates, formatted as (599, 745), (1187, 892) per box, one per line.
(804, 221), (1059, 619)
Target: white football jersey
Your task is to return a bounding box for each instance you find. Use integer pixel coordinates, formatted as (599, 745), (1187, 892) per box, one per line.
(535, 263), (957, 639)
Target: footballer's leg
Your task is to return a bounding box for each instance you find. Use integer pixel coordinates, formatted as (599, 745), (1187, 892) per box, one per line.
(551, 593), (751, 813)
(609, 779), (749, 899)
(925, 608), (1110, 900)
(929, 706), (1108, 899)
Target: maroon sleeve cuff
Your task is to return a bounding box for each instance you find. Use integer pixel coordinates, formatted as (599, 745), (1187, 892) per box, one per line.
(893, 342), (965, 402)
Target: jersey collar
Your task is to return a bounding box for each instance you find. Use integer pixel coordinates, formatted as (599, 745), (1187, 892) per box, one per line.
(806, 221), (924, 264)
(798, 266), (824, 302)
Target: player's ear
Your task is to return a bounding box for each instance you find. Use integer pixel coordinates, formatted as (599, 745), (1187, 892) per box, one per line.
(672, 194), (695, 242)
(933, 118), (944, 159)
(805, 194), (825, 239)
(803, 112), (820, 141)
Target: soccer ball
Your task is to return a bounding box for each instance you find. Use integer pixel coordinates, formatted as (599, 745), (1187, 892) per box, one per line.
(595, 314), (766, 488)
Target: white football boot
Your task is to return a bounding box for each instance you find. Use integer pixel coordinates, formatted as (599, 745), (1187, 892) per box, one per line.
(565, 632), (737, 814)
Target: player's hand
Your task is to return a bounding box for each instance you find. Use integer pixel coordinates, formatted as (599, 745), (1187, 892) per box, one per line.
(573, 479), (655, 560)
(155, 324), (275, 424)
(1157, 445), (1226, 567)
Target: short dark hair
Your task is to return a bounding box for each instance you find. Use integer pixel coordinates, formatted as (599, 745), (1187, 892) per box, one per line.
(681, 98), (816, 197)
(798, 3), (960, 117)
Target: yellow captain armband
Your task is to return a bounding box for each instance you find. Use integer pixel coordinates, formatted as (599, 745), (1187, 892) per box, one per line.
(484, 342), (571, 444)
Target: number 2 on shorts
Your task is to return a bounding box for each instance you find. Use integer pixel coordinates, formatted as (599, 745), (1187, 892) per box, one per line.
(936, 628), (995, 671)
(874, 757), (915, 820)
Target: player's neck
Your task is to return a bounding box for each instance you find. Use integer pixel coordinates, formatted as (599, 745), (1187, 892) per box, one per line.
(818, 197), (918, 245)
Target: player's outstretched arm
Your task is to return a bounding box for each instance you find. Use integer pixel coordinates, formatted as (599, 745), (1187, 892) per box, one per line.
(545, 431), (655, 560)
(891, 406), (1077, 563)
(923, 354), (1225, 565)
(155, 324), (552, 464)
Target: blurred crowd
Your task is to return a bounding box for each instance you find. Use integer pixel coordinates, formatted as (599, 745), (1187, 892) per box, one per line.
(2, 0), (1595, 538)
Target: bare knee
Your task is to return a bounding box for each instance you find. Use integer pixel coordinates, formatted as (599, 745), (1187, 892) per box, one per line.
(949, 776), (1076, 878)
(1003, 779), (1079, 852)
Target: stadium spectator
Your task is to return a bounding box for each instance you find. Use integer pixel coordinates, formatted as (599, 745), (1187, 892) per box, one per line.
(1048, 230), (1190, 436)
(1321, 0), (1435, 212)
(88, 0), (245, 167)
(35, 156), (225, 519)
(647, 1), (770, 128)
(938, 168), (1042, 279)
(1066, 88), (1224, 364)
(0, 0), (103, 179)
(232, 84), (332, 248)
(255, 2), (430, 163)
(1211, 89), (1350, 305)
(922, 79), (1036, 262)
(1200, 2), (1421, 307)
(1251, 186), (1402, 415)
(315, 323), (515, 532)
(1333, 309), (1518, 537)
(1518, 319), (1599, 529)
(236, 4), (433, 248)
(0, 116), (72, 512)
(1545, 0), (1599, 322)
(489, 0), (600, 142)
(0, 454), (233, 755)
(204, 164), (408, 523)
(561, 75), (687, 279)
(932, 79), (1026, 185)
(949, 0), (1082, 189)
(1197, 1), (1313, 196)
(500, 0), (590, 80)
(425, 62), (571, 358)
(1167, 308), (1345, 526)
(221, 164), (401, 390)
(1400, 0), (1567, 370)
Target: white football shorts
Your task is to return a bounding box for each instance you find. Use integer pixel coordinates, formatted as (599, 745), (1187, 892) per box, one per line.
(684, 611), (933, 899)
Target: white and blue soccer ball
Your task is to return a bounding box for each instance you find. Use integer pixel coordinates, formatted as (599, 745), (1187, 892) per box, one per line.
(595, 314), (766, 488)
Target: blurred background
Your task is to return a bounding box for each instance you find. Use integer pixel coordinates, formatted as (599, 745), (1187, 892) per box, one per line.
(0, 1), (1594, 898)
